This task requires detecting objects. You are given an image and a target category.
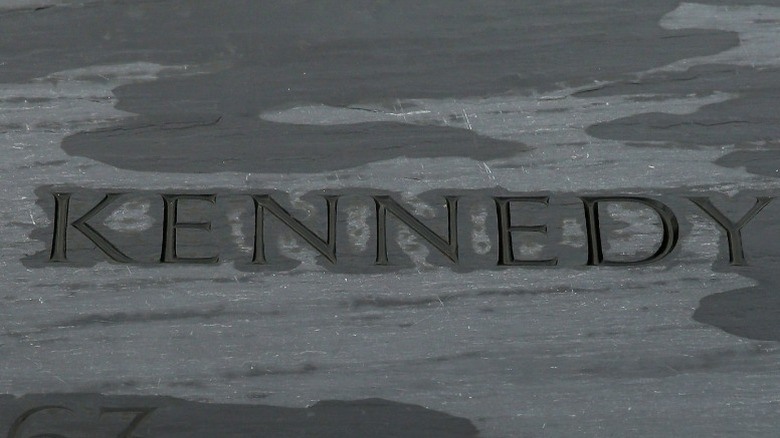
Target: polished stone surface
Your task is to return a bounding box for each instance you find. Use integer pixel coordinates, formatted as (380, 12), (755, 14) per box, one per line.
(2, 1), (780, 436)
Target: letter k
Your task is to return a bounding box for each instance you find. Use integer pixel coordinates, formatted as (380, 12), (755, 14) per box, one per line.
(50, 193), (133, 262)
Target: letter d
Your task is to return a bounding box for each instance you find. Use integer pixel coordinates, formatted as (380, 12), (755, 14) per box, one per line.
(580, 196), (679, 266)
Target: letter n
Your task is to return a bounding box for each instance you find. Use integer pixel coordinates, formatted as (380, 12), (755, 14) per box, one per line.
(252, 195), (339, 264)
(374, 195), (458, 264)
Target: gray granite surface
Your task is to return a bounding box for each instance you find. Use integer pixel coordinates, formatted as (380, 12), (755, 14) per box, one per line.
(2, 1), (780, 436)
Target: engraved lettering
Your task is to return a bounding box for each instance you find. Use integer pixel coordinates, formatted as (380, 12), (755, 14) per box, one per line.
(581, 196), (679, 266)
(7, 406), (72, 438)
(99, 407), (157, 438)
(374, 195), (458, 264)
(252, 195), (339, 264)
(494, 196), (557, 266)
(689, 196), (773, 265)
(160, 194), (218, 263)
(49, 193), (133, 263)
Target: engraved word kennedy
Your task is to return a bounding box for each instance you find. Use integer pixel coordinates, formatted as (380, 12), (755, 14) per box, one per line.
(43, 190), (772, 267)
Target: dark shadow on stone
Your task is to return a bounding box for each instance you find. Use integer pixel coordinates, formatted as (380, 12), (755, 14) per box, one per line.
(0, 0), (738, 89)
(573, 64), (776, 99)
(716, 148), (780, 179)
(62, 117), (527, 173)
(585, 65), (780, 146)
(693, 285), (780, 342)
(13, 0), (745, 174)
(0, 393), (480, 438)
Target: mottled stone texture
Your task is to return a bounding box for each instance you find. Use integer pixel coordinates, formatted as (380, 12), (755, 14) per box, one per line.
(2, 1), (780, 437)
